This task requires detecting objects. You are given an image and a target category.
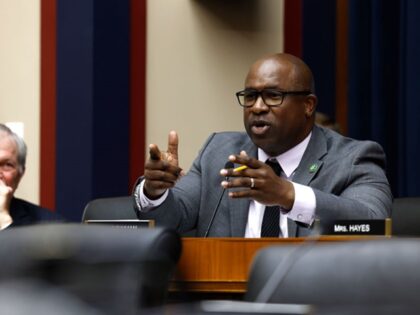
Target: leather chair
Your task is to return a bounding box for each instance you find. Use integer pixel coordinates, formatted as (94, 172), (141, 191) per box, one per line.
(82, 196), (137, 222)
(245, 239), (420, 306)
(0, 223), (181, 314)
(392, 197), (420, 236)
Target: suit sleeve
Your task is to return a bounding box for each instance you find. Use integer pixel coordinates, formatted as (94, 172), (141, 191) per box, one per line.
(133, 133), (217, 233)
(313, 141), (392, 220)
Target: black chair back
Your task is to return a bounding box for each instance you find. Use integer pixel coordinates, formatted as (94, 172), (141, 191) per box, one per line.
(392, 197), (420, 236)
(245, 239), (420, 305)
(0, 223), (181, 314)
(82, 196), (137, 222)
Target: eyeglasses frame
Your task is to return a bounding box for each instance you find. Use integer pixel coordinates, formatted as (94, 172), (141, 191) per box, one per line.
(235, 88), (312, 107)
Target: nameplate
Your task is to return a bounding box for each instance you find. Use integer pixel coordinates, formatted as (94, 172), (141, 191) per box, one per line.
(84, 219), (155, 229)
(321, 219), (391, 236)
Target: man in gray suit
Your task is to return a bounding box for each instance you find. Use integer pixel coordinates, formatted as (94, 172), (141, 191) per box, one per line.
(133, 53), (392, 237)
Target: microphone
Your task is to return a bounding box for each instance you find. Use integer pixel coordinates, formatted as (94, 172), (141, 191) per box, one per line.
(203, 161), (234, 237)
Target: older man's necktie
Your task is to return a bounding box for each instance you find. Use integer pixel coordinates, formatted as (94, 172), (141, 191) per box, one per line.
(260, 159), (282, 237)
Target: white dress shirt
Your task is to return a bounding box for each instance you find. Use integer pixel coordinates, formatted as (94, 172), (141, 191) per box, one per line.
(244, 132), (316, 238)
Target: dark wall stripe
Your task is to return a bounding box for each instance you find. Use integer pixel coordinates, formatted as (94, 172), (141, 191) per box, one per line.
(92, 0), (130, 198)
(335, 0), (349, 135)
(347, 1), (372, 139)
(302, 0), (337, 119)
(284, 0), (303, 57)
(56, 0), (95, 221)
(129, 0), (147, 191)
(398, 0), (420, 196)
(56, 0), (130, 221)
(40, 0), (57, 211)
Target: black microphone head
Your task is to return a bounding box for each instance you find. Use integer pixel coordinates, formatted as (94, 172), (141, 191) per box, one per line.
(224, 161), (234, 169)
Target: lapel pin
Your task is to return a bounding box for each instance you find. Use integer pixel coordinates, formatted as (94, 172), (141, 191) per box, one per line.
(309, 163), (318, 173)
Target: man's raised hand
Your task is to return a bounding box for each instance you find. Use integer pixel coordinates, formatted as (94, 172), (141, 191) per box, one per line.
(144, 131), (183, 199)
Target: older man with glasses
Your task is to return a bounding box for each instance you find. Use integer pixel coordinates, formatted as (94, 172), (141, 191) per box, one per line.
(133, 53), (392, 238)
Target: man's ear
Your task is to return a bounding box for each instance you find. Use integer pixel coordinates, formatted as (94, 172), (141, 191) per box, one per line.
(304, 94), (317, 118)
(14, 167), (25, 189)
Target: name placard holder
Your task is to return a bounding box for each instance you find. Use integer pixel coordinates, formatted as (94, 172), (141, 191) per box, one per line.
(319, 218), (392, 236)
(84, 219), (155, 229)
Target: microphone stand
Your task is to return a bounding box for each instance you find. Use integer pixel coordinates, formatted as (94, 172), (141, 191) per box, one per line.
(203, 161), (234, 237)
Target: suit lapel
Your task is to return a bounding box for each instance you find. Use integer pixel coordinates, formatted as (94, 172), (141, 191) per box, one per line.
(229, 138), (257, 237)
(288, 126), (327, 237)
(292, 126), (327, 186)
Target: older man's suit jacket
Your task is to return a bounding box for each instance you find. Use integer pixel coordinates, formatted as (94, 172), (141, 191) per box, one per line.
(135, 126), (392, 237)
(8, 197), (59, 228)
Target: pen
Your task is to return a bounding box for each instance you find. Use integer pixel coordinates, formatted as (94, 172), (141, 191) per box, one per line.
(233, 165), (248, 172)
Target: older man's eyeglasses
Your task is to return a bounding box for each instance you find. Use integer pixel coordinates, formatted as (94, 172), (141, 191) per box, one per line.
(235, 89), (312, 107)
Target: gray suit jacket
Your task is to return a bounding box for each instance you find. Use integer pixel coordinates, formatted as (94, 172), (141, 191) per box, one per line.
(135, 126), (392, 237)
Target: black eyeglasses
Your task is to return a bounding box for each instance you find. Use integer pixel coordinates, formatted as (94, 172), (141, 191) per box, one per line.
(235, 89), (312, 107)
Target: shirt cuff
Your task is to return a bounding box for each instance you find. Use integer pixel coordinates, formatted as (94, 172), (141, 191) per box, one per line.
(134, 179), (168, 212)
(287, 182), (316, 226)
(0, 214), (13, 230)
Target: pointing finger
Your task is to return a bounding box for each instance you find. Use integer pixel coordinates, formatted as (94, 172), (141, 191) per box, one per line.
(167, 130), (179, 161)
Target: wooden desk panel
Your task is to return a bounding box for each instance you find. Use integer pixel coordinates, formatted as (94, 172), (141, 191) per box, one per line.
(170, 236), (375, 293)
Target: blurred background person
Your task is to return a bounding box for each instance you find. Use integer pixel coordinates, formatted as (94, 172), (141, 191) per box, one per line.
(315, 112), (342, 134)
